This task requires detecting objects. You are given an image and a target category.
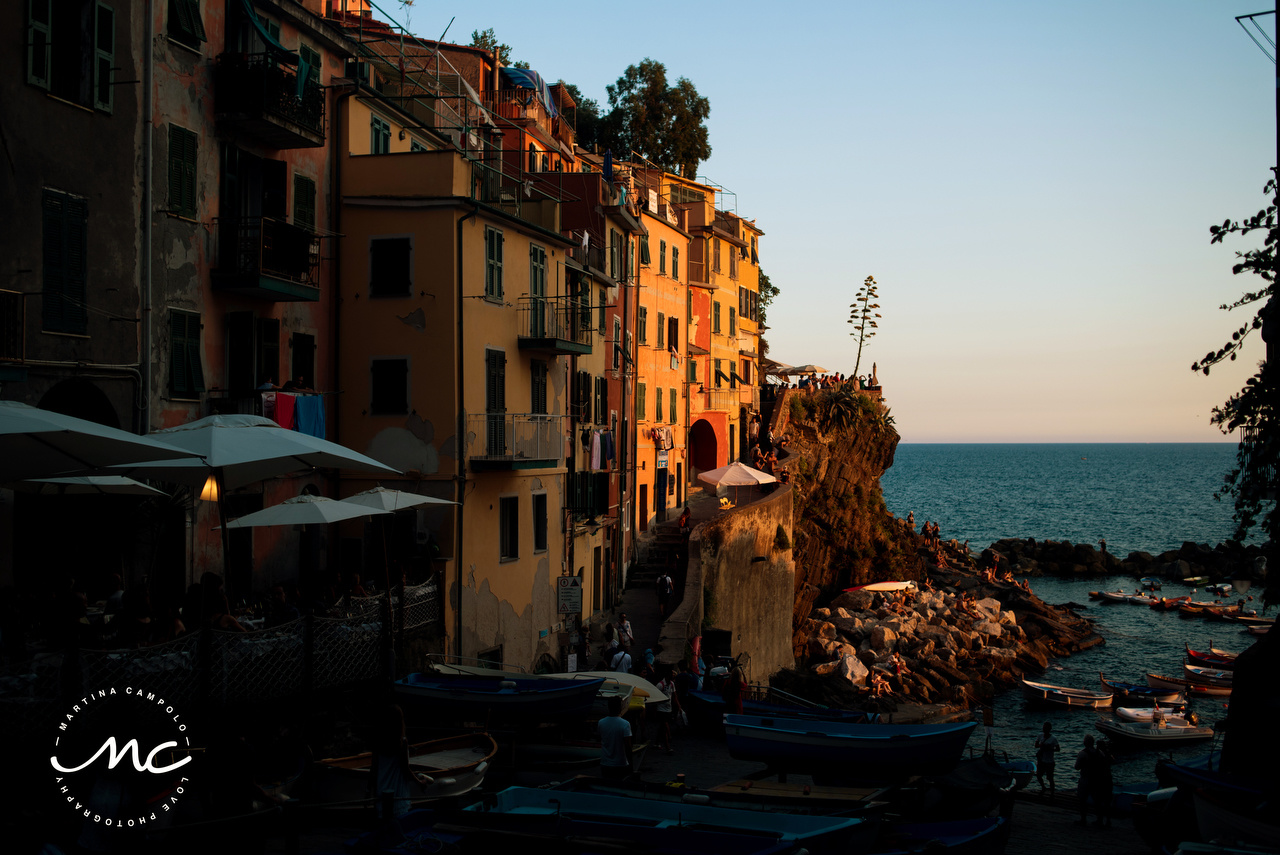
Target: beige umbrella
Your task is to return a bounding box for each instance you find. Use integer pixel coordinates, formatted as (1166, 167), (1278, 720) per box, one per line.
(697, 461), (777, 504)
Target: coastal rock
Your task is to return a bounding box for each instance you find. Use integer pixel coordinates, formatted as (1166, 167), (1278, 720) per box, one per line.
(973, 597), (1002, 618)
(830, 589), (878, 613)
(870, 625), (898, 651)
(974, 620), (1003, 637)
(813, 607), (832, 620)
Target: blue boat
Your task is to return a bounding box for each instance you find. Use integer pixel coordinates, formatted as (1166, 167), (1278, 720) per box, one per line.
(688, 688), (876, 725)
(724, 714), (977, 778)
(1099, 672), (1184, 703)
(406, 786), (873, 854)
(393, 673), (604, 722)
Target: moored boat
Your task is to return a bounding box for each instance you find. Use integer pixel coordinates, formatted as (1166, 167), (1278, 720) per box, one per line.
(844, 580), (918, 593)
(552, 774), (890, 817)
(310, 733), (497, 808)
(1023, 679), (1113, 708)
(1182, 663), (1233, 687)
(723, 714), (977, 778)
(1139, 577), (1162, 591)
(1099, 673), (1184, 703)
(1127, 593), (1159, 606)
(1095, 717), (1215, 745)
(1146, 672), (1232, 698)
(1206, 582), (1233, 597)
(392, 672), (604, 721)
(687, 687), (874, 725)
(1114, 705), (1186, 723)
(1184, 643), (1238, 670)
(1183, 575), (1209, 586)
(874, 817), (1008, 855)
(1150, 595), (1191, 610)
(1097, 590), (1131, 603)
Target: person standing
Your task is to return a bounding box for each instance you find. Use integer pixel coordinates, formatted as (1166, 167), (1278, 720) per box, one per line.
(597, 695), (633, 780)
(610, 643), (632, 674)
(1074, 734), (1112, 826)
(1034, 721), (1060, 796)
(721, 664), (748, 714)
(656, 571), (674, 617)
(616, 613), (634, 648)
(653, 664), (680, 754)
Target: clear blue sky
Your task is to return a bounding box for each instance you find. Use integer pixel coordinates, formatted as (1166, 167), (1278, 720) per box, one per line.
(391, 1), (1275, 442)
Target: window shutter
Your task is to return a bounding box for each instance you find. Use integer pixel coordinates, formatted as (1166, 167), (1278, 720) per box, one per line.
(64, 196), (88, 334)
(187, 314), (205, 392)
(41, 192), (66, 332)
(668, 317), (678, 351)
(486, 350), (506, 413)
(656, 312), (664, 348)
(729, 307), (736, 337)
(293, 174), (316, 231)
(669, 388), (676, 423)
(94, 3), (115, 113)
(639, 236), (651, 265)
(637, 383), (646, 421)
(27, 0), (51, 89)
(170, 313), (189, 395)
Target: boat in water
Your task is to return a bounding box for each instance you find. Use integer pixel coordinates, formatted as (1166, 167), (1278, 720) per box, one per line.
(1023, 679), (1113, 708)
(393, 672), (604, 722)
(1184, 642), (1238, 670)
(1114, 705), (1188, 723)
(1139, 577), (1162, 591)
(310, 733), (497, 808)
(1150, 595), (1191, 611)
(723, 714), (977, 779)
(1127, 593), (1160, 606)
(1099, 673), (1184, 703)
(1095, 717), (1216, 745)
(1146, 672), (1232, 698)
(1096, 590), (1132, 603)
(1182, 663), (1233, 687)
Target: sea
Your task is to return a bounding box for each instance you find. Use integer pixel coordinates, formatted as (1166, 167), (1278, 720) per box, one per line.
(879, 443), (1254, 787)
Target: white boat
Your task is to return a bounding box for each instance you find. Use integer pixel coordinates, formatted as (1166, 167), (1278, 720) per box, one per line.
(1097, 590), (1131, 603)
(1022, 680), (1113, 708)
(1114, 705), (1186, 723)
(1095, 717), (1215, 745)
(1182, 663), (1233, 687)
(845, 581), (918, 593)
(1128, 594), (1160, 605)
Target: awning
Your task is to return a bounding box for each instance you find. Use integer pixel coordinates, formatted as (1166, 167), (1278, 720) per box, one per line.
(499, 67), (558, 118)
(239, 0), (298, 64)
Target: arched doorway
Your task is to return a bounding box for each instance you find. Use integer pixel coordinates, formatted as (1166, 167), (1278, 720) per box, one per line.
(689, 419), (717, 473)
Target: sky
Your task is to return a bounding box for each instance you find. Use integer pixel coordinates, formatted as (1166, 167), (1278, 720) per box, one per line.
(389, 1), (1275, 443)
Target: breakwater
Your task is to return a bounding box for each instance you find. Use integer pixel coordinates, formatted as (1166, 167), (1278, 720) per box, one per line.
(989, 537), (1267, 584)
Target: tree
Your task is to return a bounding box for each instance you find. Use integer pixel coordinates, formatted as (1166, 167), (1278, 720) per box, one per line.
(469, 28), (528, 68)
(758, 269), (779, 325)
(599, 59), (711, 177)
(848, 275), (881, 378)
(559, 81), (601, 151)
(1193, 171), (1277, 549)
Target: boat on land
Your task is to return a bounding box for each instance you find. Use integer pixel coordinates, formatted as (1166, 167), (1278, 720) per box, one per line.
(450, 785), (876, 854)
(1114, 705), (1187, 723)
(687, 687), (875, 724)
(1146, 673), (1232, 698)
(1099, 673), (1184, 703)
(1022, 679), (1113, 708)
(723, 714), (977, 778)
(1151, 595), (1191, 611)
(393, 672), (604, 721)
(1095, 717), (1216, 745)
(310, 733), (497, 807)
(1184, 643), (1238, 670)
(844, 580), (918, 593)
(1182, 663), (1233, 687)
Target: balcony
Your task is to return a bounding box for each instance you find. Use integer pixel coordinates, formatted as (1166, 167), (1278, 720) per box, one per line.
(705, 387), (739, 413)
(517, 296), (592, 355)
(214, 217), (321, 301)
(215, 53), (325, 149)
(467, 413), (563, 470)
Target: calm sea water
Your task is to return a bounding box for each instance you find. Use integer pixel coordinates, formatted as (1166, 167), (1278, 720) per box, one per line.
(880, 443), (1243, 557)
(880, 444), (1251, 785)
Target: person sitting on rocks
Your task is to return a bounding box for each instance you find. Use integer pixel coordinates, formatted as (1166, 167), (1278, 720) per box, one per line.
(870, 671), (891, 698)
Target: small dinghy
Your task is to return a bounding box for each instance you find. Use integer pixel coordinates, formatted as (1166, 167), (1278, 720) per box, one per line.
(1114, 705), (1186, 723)
(310, 733), (497, 808)
(1128, 593), (1160, 606)
(1185, 643), (1238, 671)
(1097, 590), (1131, 603)
(1206, 582), (1233, 597)
(1139, 577), (1162, 591)
(1182, 663), (1233, 687)
(1095, 717), (1215, 745)
(1099, 673), (1184, 703)
(1022, 680), (1112, 708)
(1151, 595), (1190, 611)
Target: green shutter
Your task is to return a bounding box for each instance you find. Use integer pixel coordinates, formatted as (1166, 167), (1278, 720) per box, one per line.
(64, 196), (88, 334)
(293, 174), (316, 231)
(656, 383), (663, 422)
(170, 312), (203, 395)
(27, 0), (51, 89)
(169, 126), (197, 219)
(42, 192), (66, 332)
(94, 3), (115, 112)
(670, 389), (677, 423)
(637, 383), (646, 421)
(639, 236), (651, 265)
(169, 0), (206, 44)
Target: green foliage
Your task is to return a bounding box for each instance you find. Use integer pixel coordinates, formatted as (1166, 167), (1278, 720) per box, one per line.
(758, 269), (779, 324)
(598, 59), (711, 178)
(789, 395), (805, 421)
(774, 524), (791, 550)
(848, 275), (881, 378)
(559, 81), (600, 150)
(470, 28), (514, 62)
(1193, 172), (1277, 545)
(797, 457), (810, 477)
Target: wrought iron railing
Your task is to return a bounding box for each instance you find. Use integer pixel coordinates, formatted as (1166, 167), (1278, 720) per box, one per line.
(517, 296), (593, 347)
(705, 387), (739, 412)
(467, 413), (563, 464)
(215, 52), (325, 138)
(217, 216), (320, 290)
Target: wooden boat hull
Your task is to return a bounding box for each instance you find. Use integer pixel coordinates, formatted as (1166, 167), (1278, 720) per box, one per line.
(1185, 643), (1237, 670)
(1023, 679), (1112, 708)
(393, 673), (605, 721)
(310, 733), (497, 807)
(723, 714), (977, 778)
(688, 688), (874, 724)
(551, 775), (890, 817)
(1095, 718), (1215, 745)
(1146, 673), (1232, 698)
(845, 581), (918, 593)
(1182, 663), (1233, 687)
(1099, 673), (1184, 703)
(1151, 596), (1190, 610)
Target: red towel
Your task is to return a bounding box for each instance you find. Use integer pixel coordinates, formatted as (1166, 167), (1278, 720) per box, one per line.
(274, 392), (296, 429)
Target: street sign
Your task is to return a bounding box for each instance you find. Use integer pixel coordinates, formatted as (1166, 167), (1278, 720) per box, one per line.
(557, 575), (582, 614)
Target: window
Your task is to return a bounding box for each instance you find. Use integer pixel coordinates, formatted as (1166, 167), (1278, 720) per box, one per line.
(667, 317), (678, 352)
(369, 237), (411, 297)
(612, 318), (622, 369)
(608, 229), (621, 280)
(730, 246), (739, 279)
(656, 313), (665, 349)
(729, 307), (736, 337)
(370, 115), (391, 154)
(597, 287), (606, 333)
(226, 312), (279, 389)
(529, 244), (546, 319)
(637, 306), (647, 344)
(714, 358), (723, 388)
(637, 383), (646, 421)
(169, 125), (198, 219)
(298, 44), (321, 89)
(656, 384), (663, 422)
(499, 496), (518, 561)
(687, 357), (698, 383)
(669, 388), (677, 424)
(293, 174), (316, 231)
(531, 360), (547, 414)
(639, 236), (651, 267)
(527, 144), (537, 173)
(371, 358), (409, 414)
(533, 493), (547, 553)
(41, 188), (88, 334)
(712, 301), (721, 334)
(410, 140), (427, 153)
(672, 246), (679, 280)
(659, 240), (667, 274)
(541, 154), (549, 173)
(484, 227), (503, 299)
(594, 376), (607, 426)
(168, 310), (204, 397)
(713, 238), (721, 273)
(741, 359), (752, 385)
(576, 370), (591, 423)
(29, 0), (119, 110)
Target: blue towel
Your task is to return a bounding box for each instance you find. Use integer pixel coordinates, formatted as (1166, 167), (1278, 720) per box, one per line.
(293, 395), (325, 438)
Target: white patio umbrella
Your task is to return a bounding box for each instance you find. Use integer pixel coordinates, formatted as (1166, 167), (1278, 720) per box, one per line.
(341, 486), (458, 512)
(0, 401), (201, 483)
(783, 363), (829, 375)
(17, 475), (168, 496)
(221, 495), (392, 529)
(697, 461), (777, 504)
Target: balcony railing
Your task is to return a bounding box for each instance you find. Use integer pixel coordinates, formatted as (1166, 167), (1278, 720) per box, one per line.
(0, 290), (25, 362)
(568, 242), (607, 273)
(467, 413), (563, 470)
(517, 296), (592, 355)
(215, 52), (325, 148)
(215, 217), (320, 301)
(705, 387), (739, 413)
